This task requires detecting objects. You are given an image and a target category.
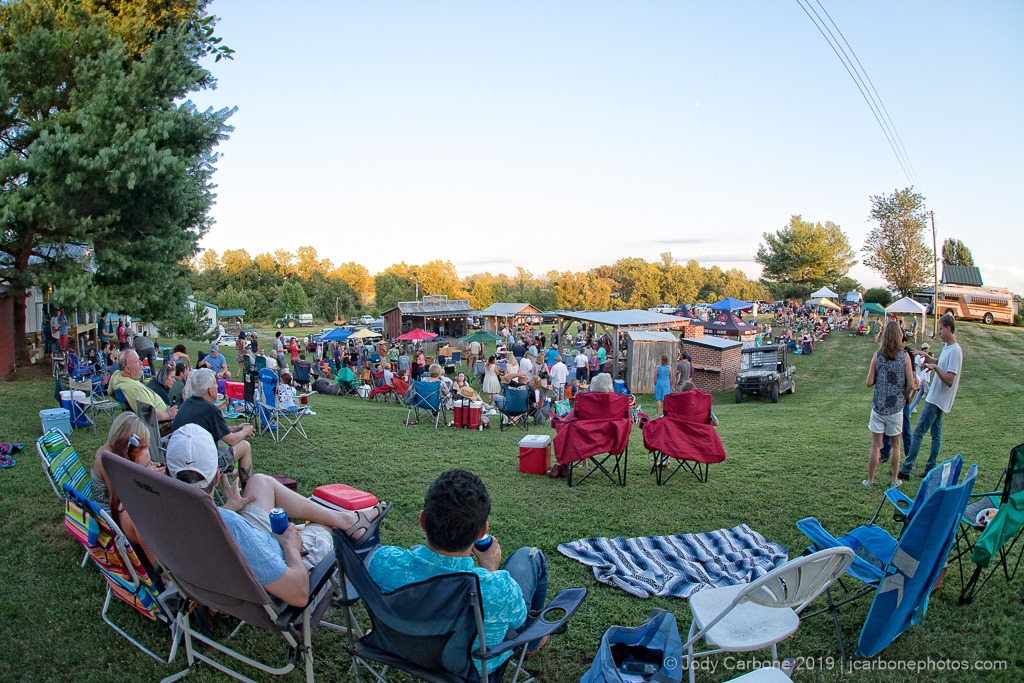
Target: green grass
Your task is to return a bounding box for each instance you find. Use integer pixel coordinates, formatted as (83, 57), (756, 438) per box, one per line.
(1, 324), (1023, 682)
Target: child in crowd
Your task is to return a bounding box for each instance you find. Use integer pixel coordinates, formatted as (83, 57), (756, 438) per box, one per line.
(277, 371), (298, 409)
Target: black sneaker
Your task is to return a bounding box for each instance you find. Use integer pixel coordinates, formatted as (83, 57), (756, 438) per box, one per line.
(918, 468), (933, 479)
(897, 471), (911, 481)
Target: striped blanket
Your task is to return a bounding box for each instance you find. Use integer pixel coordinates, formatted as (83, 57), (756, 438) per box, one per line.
(557, 524), (787, 599)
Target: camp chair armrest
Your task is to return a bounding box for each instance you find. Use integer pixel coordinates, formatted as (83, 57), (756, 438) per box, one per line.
(274, 550), (338, 629)
(883, 488), (914, 512)
(479, 587), (587, 660)
(970, 490), (1002, 499)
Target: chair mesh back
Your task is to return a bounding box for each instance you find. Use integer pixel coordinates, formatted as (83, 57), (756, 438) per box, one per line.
(102, 454), (278, 631)
(334, 532), (481, 679)
(413, 380), (442, 410)
(1005, 443), (1024, 500)
(502, 386), (529, 414)
(259, 369), (278, 408)
(663, 391), (713, 424)
(294, 362), (311, 384)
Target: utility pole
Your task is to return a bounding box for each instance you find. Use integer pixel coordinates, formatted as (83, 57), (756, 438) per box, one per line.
(930, 210), (938, 337)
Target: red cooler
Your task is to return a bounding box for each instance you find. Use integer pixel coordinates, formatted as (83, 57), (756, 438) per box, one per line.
(311, 484), (379, 511)
(518, 435), (552, 474)
(453, 399), (482, 430)
(224, 381), (244, 401)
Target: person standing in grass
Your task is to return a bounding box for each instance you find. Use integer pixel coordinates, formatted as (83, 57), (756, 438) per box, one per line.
(654, 354), (672, 416)
(864, 321), (917, 488)
(899, 315), (963, 480)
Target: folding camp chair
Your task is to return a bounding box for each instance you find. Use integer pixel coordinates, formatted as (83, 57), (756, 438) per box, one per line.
(63, 482), (182, 663)
(258, 368), (308, 441)
(682, 548), (855, 683)
(69, 378), (119, 434)
(37, 429), (92, 501)
(112, 387), (132, 413)
(102, 454), (345, 683)
(136, 401), (170, 465)
(243, 367), (260, 427)
(293, 360), (312, 391)
(367, 369), (395, 404)
(796, 458), (977, 659)
(643, 391), (726, 485)
(954, 442), (1024, 605)
(336, 366), (360, 397)
(38, 429), (92, 567)
(497, 386), (530, 432)
(332, 529), (587, 683)
(405, 380), (446, 428)
(551, 392), (632, 487)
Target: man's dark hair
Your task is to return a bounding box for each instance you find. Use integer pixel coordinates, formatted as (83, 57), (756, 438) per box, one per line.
(174, 361), (187, 378)
(940, 314), (955, 334)
(423, 469), (490, 552)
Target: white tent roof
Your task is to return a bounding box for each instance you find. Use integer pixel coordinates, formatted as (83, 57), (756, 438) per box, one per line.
(811, 286), (839, 299)
(886, 296), (928, 315)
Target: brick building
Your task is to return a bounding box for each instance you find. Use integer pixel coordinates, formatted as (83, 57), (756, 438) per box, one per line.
(680, 335), (743, 394)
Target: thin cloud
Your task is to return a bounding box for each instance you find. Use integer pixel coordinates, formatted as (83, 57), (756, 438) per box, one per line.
(653, 237), (713, 246)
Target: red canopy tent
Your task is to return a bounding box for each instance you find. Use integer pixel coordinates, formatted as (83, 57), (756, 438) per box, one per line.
(397, 329), (437, 341)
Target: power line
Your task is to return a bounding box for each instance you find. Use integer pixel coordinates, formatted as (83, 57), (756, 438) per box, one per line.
(793, 0), (918, 187)
(811, 0), (919, 185)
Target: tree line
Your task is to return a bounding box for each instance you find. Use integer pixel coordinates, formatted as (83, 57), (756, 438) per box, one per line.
(187, 249), (771, 321)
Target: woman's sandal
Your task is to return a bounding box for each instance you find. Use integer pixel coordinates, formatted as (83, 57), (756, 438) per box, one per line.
(348, 502), (392, 548)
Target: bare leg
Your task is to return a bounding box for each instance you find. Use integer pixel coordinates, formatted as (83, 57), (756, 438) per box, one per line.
(889, 435), (901, 485)
(242, 474), (380, 540)
(867, 432), (884, 484)
(233, 440), (253, 485)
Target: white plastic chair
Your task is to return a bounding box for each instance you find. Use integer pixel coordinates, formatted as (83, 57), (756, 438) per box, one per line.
(683, 547), (855, 683)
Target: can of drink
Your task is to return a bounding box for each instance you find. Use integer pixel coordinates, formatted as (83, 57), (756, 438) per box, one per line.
(474, 534), (493, 552)
(269, 508), (289, 535)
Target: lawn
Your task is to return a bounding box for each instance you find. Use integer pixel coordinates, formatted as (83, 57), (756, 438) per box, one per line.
(1, 323), (1022, 682)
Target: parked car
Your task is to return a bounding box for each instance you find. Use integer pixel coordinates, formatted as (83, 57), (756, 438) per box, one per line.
(349, 317), (359, 325)
(369, 319), (384, 332)
(649, 304), (676, 314)
(359, 314), (375, 325)
(735, 344), (795, 404)
(216, 333), (246, 349)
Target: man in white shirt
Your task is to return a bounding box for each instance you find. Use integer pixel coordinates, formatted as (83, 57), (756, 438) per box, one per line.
(549, 356), (569, 398)
(899, 315), (963, 480)
(573, 350), (589, 382)
(519, 354), (534, 381)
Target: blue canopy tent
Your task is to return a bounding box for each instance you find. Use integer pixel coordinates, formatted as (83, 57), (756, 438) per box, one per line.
(708, 298), (753, 312)
(321, 328), (352, 342)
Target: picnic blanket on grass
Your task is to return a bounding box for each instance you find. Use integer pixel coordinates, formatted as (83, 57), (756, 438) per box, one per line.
(557, 524), (787, 598)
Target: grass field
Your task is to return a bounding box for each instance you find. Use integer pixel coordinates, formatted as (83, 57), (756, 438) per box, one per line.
(1, 322), (1022, 682)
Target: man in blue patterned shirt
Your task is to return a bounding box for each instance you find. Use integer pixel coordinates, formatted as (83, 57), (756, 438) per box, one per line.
(367, 469), (549, 673)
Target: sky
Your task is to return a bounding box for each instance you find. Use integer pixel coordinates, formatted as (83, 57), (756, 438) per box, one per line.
(188, 1), (1024, 294)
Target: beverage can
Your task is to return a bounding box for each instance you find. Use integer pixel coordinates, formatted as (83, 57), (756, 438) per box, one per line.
(270, 507), (289, 535)
(474, 534), (493, 552)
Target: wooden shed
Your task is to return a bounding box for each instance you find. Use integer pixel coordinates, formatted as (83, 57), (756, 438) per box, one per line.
(625, 330), (679, 394)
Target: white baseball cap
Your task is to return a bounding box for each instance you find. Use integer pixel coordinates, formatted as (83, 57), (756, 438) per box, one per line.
(166, 424), (219, 489)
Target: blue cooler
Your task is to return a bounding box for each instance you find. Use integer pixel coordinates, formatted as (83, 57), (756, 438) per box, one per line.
(59, 390), (89, 428)
(41, 408), (73, 436)
(614, 379), (628, 395)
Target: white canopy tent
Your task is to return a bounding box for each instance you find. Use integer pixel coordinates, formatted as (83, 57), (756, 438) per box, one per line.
(886, 297), (928, 337)
(810, 286), (839, 299)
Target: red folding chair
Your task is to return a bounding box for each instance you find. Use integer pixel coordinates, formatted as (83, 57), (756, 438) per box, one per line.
(551, 392), (632, 487)
(643, 391), (726, 484)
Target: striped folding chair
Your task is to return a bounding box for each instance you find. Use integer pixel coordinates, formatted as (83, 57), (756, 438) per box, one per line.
(37, 429), (91, 501)
(63, 483), (182, 663)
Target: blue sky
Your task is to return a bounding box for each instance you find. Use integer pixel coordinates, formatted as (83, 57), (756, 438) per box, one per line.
(189, 1), (1024, 293)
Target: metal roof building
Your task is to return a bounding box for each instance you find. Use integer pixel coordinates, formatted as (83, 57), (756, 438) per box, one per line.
(941, 265), (983, 287)
(383, 295), (473, 340)
(552, 309), (691, 377)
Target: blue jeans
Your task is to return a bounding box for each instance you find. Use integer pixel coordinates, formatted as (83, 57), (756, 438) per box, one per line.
(879, 405), (911, 461)
(907, 381), (927, 412)
(899, 401), (945, 475)
(502, 547), (549, 650)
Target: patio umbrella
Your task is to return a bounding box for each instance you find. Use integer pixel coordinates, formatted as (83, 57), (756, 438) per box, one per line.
(398, 329), (437, 341)
(321, 328), (351, 341)
(349, 328), (381, 339)
(460, 331), (502, 343)
(709, 297), (753, 312)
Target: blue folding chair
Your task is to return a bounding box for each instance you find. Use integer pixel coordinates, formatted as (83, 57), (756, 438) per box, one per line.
(796, 456), (976, 659)
(405, 380), (446, 428)
(292, 360), (312, 391)
(498, 386), (530, 432)
(257, 368), (308, 441)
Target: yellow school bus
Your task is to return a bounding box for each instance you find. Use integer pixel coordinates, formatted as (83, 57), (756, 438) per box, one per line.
(915, 284), (1016, 325)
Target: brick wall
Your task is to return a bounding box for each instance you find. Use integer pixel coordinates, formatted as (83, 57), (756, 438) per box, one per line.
(682, 342), (741, 393)
(682, 323), (704, 339)
(0, 295), (14, 377)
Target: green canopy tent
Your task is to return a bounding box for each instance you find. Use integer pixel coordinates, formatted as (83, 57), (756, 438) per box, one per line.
(862, 302), (886, 316)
